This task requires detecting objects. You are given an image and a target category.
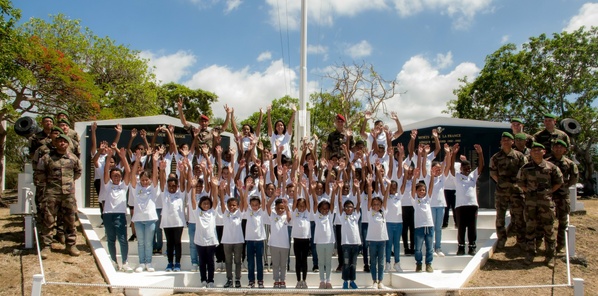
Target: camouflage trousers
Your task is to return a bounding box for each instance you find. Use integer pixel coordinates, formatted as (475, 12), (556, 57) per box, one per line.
(495, 191), (525, 243)
(525, 197), (555, 256)
(554, 195), (570, 249)
(38, 193), (78, 247)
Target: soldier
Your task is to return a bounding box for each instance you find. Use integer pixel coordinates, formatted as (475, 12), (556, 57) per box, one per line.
(517, 142), (563, 268)
(547, 140), (578, 255)
(510, 118), (533, 148)
(57, 118), (81, 158)
(489, 132), (527, 249)
(177, 97), (214, 149)
(29, 115), (54, 159)
(326, 114), (354, 159)
(533, 114), (570, 158)
(56, 110), (80, 146)
(514, 133), (530, 156)
(35, 134), (82, 259)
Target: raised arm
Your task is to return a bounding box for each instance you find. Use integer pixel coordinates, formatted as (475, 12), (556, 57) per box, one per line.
(266, 105), (273, 137)
(221, 104), (232, 132)
(449, 143), (460, 177)
(286, 104), (296, 136)
(91, 122), (98, 156)
(118, 148), (131, 186)
(390, 111), (404, 139)
(177, 97), (188, 127)
(443, 144), (452, 177)
(127, 128), (138, 159)
(432, 129), (441, 157)
(360, 111), (371, 140)
(474, 144), (484, 174)
(255, 108), (264, 137)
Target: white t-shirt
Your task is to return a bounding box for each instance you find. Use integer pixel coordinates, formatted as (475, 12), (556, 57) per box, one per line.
(270, 132), (292, 158)
(160, 190), (186, 228)
(130, 183), (159, 222)
(367, 132), (387, 150)
(454, 168), (479, 208)
(102, 180), (128, 214)
(193, 208), (218, 246)
(268, 212), (290, 248)
(411, 195), (434, 228)
(291, 209), (311, 239)
(386, 189), (403, 223)
(334, 194), (357, 225)
(186, 190), (208, 224)
(359, 192), (370, 223)
(92, 152), (107, 180)
(313, 211), (335, 244)
(243, 209), (267, 241)
(221, 209), (245, 244)
(400, 180), (413, 207)
(366, 208), (389, 241)
(429, 174), (447, 208)
(340, 211), (362, 245)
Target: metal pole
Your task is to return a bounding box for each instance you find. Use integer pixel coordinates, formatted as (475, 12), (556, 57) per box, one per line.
(295, 0), (309, 150)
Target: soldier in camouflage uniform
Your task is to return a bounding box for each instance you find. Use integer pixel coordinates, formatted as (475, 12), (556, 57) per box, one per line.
(490, 132), (527, 249)
(533, 114), (570, 159)
(326, 114), (354, 159)
(57, 118), (81, 158)
(548, 140), (578, 255)
(29, 115), (54, 159)
(514, 133), (530, 156)
(510, 118), (533, 149)
(35, 134), (82, 259)
(517, 142), (563, 268)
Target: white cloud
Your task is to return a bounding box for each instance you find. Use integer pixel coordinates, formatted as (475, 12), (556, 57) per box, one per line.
(257, 51), (272, 62)
(345, 40), (373, 59)
(184, 60), (319, 120)
(225, 0), (242, 13)
(188, 0), (242, 13)
(384, 54), (479, 125)
(392, 0), (494, 29)
(500, 35), (510, 44)
(563, 3), (598, 32)
(434, 51), (453, 69)
(140, 50), (197, 84)
(307, 44), (328, 55)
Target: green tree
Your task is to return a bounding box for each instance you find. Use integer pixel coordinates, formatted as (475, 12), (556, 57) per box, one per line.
(448, 27), (598, 194)
(0, 0), (21, 86)
(158, 82), (218, 123)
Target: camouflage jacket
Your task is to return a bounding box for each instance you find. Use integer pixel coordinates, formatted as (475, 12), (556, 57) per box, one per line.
(533, 128), (570, 157)
(548, 155), (579, 197)
(35, 150), (82, 195)
(490, 149), (527, 191)
(517, 159), (564, 199)
(28, 130), (51, 158)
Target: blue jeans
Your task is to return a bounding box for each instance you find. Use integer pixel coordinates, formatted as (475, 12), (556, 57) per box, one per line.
(368, 240), (385, 281)
(104, 213), (128, 263)
(359, 221), (369, 266)
(310, 221), (318, 266)
(342, 244), (359, 281)
(153, 208), (163, 250)
(246, 240), (264, 282)
(386, 222), (403, 263)
(135, 220), (156, 264)
(188, 222), (199, 265)
(431, 207), (445, 250)
(415, 227), (434, 265)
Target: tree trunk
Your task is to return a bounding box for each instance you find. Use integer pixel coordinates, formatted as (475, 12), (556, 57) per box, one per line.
(0, 126), (6, 206)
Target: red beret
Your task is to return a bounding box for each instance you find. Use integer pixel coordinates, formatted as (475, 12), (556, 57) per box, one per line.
(336, 114), (346, 122)
(200, 115), (210, 121)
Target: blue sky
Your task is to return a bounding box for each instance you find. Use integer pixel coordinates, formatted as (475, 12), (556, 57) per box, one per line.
(15, 0), (598, 125)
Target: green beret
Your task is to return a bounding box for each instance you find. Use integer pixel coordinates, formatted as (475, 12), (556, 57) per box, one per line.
(514, 133), (527, 140)
(554, 139), (568, 148)
(501, 132), (514, 140)
(510, 118), (523, 124)
(57, 110), (70, 118)
(51, 126), (64, 134)
(57, 134), (70, 142)
(58, 118), (71, 127)
(531, 142), (545, 149)
(41, 115), (54, 122)
(544, 113), (557, 119)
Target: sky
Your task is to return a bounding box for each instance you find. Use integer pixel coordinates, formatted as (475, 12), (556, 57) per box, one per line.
(14, 0), (598, 126)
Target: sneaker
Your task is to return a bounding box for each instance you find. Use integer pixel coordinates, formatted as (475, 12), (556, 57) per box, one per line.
(249, 281), (255, 288)
(319, 282), (326, 289)
(121, 262), (133, 273)
(111, 260), (119, 271)
(394, 262), (403, 272)
(153, 248), (162, 255)
(242, 262), (248, 272)
(207, 282), (215, 288)
(191, 263), (199, 272)
(378, 282), (386, 289)
(235, 280), (241, 288)
(273, 282), (280, 288)
(436, 250), (445, 257)
(326, 282), (332, 289)
(372, 281), (379, 289)
(280, 281), (286, 289)
(258, 281), (264, 288)
(146, 263), (155, 272)
(128, 234), (136, 241)
(468, 245), (477, 256)
(363, 264), (370, 272)
(224, 279), (233, 288)
(165, 263), (173, 272)
(312, 265), (319, 272)
(433, 251), (438, 257)
(135, 264), (145, 273)
(216, 262), (223, 272)
(296, 281), (302, 289)
(457, 245), (466, 256)
(173, 263), (181, 272)
(426, 264), (434, 273)
(350, 281), (358, 289)
(415, 263), (422, 272)
(201, 281), (207, 288)
(342, 281), (349, 289)
(384, 262), (392, 272)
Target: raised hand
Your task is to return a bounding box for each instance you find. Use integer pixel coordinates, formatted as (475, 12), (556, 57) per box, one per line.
(131, 128), (138, 138)
(390, 111), (398, 120)
(139, 129), (147, 139)
(432, 128), (438, 138)
(473, 144), (482, 154)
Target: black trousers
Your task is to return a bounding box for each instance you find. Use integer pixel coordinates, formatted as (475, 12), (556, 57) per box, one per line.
(164, 227), (183, 263)
(455, 205), (478, 245)
(443, 189), (457, 227)
(401, 206), (415, 250)
(294, 238), (310, 281)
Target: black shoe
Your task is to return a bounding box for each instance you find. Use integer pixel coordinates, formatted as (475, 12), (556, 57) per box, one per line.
(153, 248), (162, 254)
(312, 265), (319, 272)
(128, 234), (136, 242)
(468, 245), (477, 256)
(457, 245), (466, 256)
(235, 280), (241, 288)
(335, 265), (343, 272)
(224, 279), (233, 288)
(363, 265), (370, 272)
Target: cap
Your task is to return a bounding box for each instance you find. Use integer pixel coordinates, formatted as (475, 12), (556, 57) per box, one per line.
(58, 118), (71, 127)
(56, 110), (70, 118)
(501, 132), (514, 140)
(51, 126), (64, 134)
(336, 114), (346, 122)
(554, 139), (568, 148)
(511, 118), (523, 124)
(531, 142), (545, 149)
(41, 115), (54, 122)
(200, 114), (210, 121)
(57, 134), (70, 142)
(514, 133), (527, 140)
(544, 113), (557, 119)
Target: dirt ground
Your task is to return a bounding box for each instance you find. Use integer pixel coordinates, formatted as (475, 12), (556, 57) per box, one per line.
(0, 192), (596, 296)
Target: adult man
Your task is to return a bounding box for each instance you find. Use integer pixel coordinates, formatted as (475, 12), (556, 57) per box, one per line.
(547, 140), (578, 255)
(510, 118), (533, 148)
(517, 142), (563, 267)
(57, 118), (81, 158)
(177, 97), (214, 149)
(513, 133), (530, 156)
(326, 114), (354, 159)
(533, 114), (570, 158)
(29, 115), (54, 159)
(489, 132), (527, 249)
(35, 134), (82, 259)
(56, 111), (81, 146)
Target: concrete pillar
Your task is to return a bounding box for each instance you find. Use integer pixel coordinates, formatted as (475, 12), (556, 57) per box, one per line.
(569, 186), (577, 212)
(568, 225), (576, 257)
(573, 278), (584, 296)
(31, 274), (43, 296)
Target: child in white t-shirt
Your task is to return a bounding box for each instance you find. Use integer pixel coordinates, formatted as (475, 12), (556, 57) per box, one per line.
(291, 178), (311, 289)
(266, 195), (291, 288)
(366, 171), (389, 290)
(338, 178), (362, 289)
(191, 177), (219, 288)
(312, 181), (338, 289)
(411, 159), (436, 273)
(159, 160), (187, 272)
(220, 180), (245, 288)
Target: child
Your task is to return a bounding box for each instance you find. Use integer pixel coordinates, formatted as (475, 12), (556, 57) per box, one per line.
(366, 169), (389, 290)
(242, 184), (266, 288)
(339, 178), (362, 289)
(159, 160), (187, 272)
(102, 147), (133, 272)
(267, 104), (296, 159)
(130, 150), (160, 272)
(291, 178), (311, 289)
(191, 177), (219, 288)
(411, 150), (436, 272)
(267, 196), (291, 288)
(386, 144), (404, 272)
(219, 180), (245, 288)
(186, 176), (207, 272)
(311, 181), (337, 289)
(450, 143), (484, 256)
(426, 144), (452, 257)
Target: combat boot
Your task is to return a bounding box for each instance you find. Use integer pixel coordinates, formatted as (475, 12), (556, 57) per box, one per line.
(40, 247), (50, 260)
(67, 245), (80, 257)
(54, 232), (66, 245)
(545, 257), (555, 268)
(523, 252), (534, 265)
